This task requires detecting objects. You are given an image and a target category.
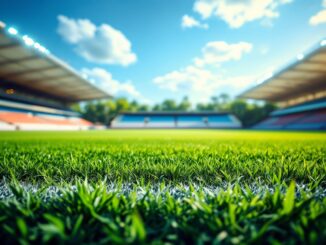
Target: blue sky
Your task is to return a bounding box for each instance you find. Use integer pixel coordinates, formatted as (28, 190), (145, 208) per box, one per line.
(0, 0), (325, 104)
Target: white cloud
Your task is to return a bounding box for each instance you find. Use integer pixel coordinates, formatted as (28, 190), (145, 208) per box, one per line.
(181, 15), (209, 29)
(194, 41), (252, 67)
(154, 65), (215, 92)
(193, 0), (292, 28)
(153, 65), (255, 103)
(153, 40), (254, 103)
(57, 15), (96, 43)
(57, 15), (137, 66)
(82, 68), (141, 98)
(154, 65), (223, 102)
(310, 10), (326, 25)
(309, 0), (326, 26)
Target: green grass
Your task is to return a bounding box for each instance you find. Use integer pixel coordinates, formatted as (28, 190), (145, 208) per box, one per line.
(0, 130), (325, 244)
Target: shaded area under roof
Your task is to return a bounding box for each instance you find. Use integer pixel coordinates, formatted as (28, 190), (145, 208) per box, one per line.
(238, 41), (326, 103)
(0, 22), (110, 102)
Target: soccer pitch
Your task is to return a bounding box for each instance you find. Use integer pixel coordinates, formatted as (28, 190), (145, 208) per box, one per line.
(0, 130), (325, 244)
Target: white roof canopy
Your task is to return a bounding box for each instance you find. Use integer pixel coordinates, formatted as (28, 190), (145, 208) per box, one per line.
(238, 42), (326, 103)
(0, 22), (110, 102)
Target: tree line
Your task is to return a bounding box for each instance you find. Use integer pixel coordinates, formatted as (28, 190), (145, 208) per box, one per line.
(72, 94), (276, 127)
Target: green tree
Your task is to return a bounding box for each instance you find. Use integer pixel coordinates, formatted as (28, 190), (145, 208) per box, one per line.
(95, 102), (109, 124)
(229, 100), (248, 122)
(161, 99), (177, 111)
(70, 103), (82, 114)
(83, 102), (98, 123)
(229, 100), (277, 127)
(129, 100), (139, 112)
(219, 93), (230, 105)
(178, 96), (191, 111)
(73, 95), (277, 127)
(138, 105), (149, 111)
(196, 103), (207, 111)
(152, 104), (162, 111)
(116, 98), (130, 112)
(210, 96), (220, 111)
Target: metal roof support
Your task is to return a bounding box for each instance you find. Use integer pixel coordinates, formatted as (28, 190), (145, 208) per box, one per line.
(0, 56), (41, 66)
(2, 66), (59, 79)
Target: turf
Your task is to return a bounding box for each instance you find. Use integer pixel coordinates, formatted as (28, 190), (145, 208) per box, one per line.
(0, 130), (325, 244)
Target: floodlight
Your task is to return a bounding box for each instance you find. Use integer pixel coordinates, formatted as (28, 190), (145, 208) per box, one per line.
(22, 35), (34, 46)
(296, 53), (304, 60)
(34, 42), (41, 49)
(8, 27), (18, 35)
(39, 45), (48, 53)
(321, 40), (326, 47)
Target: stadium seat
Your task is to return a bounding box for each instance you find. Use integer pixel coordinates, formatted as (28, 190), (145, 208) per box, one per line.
(112, 115), (146, 128)
(253, 109), (326, 130)
(0, 111), (94, 131)
(111, 113), (242, 128)
(284, 109), (326, 130)
(177, 115), (207, 128)
(146, 116), (175, 128)
(207, 115), (241, 128)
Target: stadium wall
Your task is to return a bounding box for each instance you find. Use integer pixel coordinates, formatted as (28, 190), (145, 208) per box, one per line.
(111, 112), (242, 129)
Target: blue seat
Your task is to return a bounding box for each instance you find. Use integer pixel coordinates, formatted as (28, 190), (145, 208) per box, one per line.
(120, 115), (145, 122)
(148, 116), (174, 122)
(177, 116), (204, 122)
(208, 115), (231, 123)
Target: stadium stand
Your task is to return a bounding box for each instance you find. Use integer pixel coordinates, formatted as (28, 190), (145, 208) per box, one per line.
(239, 40), (326, 130)
(146, 115), (175, 128)
(254, 100), (326, 130)
(0, 21), (110, 130)
(0, 120), (15, 130)
(111, 112), (241, 129)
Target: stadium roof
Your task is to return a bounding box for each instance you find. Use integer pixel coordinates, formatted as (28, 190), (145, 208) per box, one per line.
(0, 21), (110, 102)
(238, 40), (326, 103)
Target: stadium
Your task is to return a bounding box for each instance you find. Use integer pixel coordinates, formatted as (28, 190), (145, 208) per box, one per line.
(1, 20), (324, 131)
(111, 112), (242, 128)
(239, 42), (326, 130)
(0, 21), (325, 131)
(0, 1), (326, 244)
(0, 22), (110, 131)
